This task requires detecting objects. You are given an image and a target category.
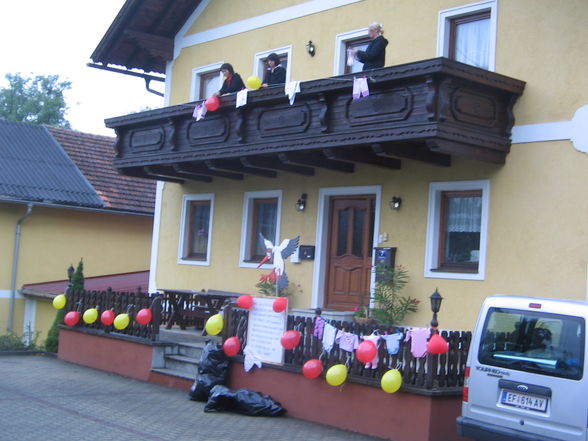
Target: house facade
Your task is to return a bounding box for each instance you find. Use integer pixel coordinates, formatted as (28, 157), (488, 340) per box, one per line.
(92, 0), (588, 331)
(0, 121), (155, 341)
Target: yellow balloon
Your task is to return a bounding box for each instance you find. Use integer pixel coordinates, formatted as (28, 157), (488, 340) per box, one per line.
(52, 294), (66, 310)
(326, 364), (348, 386)
(114, 313), (130, 330)
(246, 75), (261, 90)
(381, 369), (402, 394)
(83, 308), (99, 324)
(205, 314), (224, 335)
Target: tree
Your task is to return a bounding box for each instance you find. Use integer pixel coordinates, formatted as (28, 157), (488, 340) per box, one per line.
(0, 73), (71, 127)
(45, 259), (84, 353)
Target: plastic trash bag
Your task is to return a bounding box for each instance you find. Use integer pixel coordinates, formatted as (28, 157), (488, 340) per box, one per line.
(189, 342), (229, 401)
(204, 385), (286, 416)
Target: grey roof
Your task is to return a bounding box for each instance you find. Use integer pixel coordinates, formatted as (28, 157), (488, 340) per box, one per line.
(0, 119), (104, 208)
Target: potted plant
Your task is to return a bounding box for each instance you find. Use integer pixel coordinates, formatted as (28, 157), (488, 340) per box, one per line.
(370, 264), (419, 325)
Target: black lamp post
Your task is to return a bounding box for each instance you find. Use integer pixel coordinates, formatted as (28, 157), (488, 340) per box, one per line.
(429, 289), (443, 329)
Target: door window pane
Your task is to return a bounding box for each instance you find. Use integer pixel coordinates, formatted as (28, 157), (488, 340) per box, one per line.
(352, 208), (366, 257)
(439, 190), (482, 270)
(345, 38), (370, 74)
(449, 11), (490, 69)
(184, 201), (210, 260)
(337, 208), (349, 256)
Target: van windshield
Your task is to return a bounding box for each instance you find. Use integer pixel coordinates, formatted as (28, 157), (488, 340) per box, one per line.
(478, 307), (585, 380)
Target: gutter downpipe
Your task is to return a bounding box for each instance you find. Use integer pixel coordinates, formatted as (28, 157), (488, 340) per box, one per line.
(8, 203), (33, 332)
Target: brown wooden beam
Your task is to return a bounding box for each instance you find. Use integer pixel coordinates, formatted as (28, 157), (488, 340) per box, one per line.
(124, 30), (173, 61)
(143, 166), (185, 184)
(171, 164), (213, 182)
(323, 147), (401, 169)
(278, 151), (354, 173)
(372, 143), (451, 167)
(426, 139), (505, 164)
(206, 159), (277, 178)
(241, 156), (315, 176)
(179, 162), (244, 180)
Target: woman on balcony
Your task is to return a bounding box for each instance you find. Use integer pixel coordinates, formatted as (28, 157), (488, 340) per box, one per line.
(261, 53), (286, 87)
(216, 63), (245, 96)
(351, 22), (388, 71)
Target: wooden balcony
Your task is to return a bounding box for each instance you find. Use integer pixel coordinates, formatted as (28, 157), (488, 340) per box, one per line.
(106, 58), (525, 183)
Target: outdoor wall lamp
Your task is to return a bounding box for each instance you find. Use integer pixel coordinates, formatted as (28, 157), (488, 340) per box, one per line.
(296, 193), (308, 211)
(306, 41), (316, 57)
(390, 196), (402, 210)
(429, 289), (443, 328)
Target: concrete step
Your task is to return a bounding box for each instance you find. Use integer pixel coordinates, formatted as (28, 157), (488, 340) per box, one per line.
(164, 353), (199, 377)
(151, 367), (196, 382)
(177, 342), (205, 360)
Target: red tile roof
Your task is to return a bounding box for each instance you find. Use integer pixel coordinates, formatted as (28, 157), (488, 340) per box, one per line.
(22, 270), (150, 295)
(46, 126), (156, 214)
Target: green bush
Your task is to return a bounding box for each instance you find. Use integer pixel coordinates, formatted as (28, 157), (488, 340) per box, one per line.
(0, 330), (39, 351)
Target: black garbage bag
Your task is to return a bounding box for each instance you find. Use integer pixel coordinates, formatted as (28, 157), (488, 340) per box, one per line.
(204, 385), (286, 417)
(189, 342), (229, 401)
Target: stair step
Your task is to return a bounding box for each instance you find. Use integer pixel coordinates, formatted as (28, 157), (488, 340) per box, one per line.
(164, 354), (199, 376)
(177, 342), (205, 360)
(151, 367), (196, 381)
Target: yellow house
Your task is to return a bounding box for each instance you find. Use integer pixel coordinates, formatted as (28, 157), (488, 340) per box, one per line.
(0, 121), (155, 342)
(90, 0), (588, 331)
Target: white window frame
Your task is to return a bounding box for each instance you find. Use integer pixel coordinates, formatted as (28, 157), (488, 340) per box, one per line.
(240, 190), (283, 269)
(437, 0), (498, 72)
(178, 193), (214, 266)
(424, 180), (490, 281)
(333, 28), (368, 76)
(253, 46), (292, 84)
(190, 62), (224, 101)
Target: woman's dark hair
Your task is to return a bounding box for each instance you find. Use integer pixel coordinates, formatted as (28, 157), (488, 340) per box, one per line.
(266, 53), (280, 64)
(220, 63), (235, 74)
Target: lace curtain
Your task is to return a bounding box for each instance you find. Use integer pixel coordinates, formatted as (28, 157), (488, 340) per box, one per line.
(446, 196), (482, 233)
(454, 17), (490, 69)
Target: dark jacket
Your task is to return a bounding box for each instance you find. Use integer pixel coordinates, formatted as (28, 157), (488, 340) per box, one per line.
(219, 73), (245, 95)
(263, 65), (286, 86)
(356, 36), (388, 71)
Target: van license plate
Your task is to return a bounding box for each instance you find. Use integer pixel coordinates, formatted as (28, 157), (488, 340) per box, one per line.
(500, 390), (548, 412)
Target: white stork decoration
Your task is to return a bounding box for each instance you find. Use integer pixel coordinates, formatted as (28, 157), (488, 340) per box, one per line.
(257, 234), (300, 293)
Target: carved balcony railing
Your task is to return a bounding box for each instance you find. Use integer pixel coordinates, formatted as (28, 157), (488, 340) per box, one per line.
(106, 57), (525, 183)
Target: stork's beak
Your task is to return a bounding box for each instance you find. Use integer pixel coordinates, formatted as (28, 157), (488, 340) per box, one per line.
(257, 253), (271, 268)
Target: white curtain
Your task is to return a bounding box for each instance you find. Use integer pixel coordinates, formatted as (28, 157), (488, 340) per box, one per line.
(455, 18), (490, 69)
(447, 196), (482, 232)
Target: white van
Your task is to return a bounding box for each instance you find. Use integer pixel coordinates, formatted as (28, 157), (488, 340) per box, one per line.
(457, 295), (587, 441)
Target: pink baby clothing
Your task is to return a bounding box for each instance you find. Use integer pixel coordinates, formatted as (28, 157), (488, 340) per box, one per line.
(405, 328), (430, 358)
(362, 333), (381, 369)
(313, 316), (326, 339)
(382, 332), (404, 355)
(335, 330), (359, 353)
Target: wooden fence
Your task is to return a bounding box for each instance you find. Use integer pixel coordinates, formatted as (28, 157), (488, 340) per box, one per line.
(226, 307), (471, 394)
(65, 288), (162, 341)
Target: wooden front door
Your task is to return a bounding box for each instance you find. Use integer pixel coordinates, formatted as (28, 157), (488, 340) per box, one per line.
(325, 195), (375, 310)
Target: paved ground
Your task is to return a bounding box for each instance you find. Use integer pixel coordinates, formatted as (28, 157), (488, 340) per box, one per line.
(0, 355), (387, 441)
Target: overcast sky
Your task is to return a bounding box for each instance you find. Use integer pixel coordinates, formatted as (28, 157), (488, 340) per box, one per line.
(0, 0), (164, 136)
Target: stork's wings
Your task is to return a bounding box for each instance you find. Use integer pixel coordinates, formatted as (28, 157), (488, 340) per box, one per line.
(258, 233), (274, 250)
(279, 236), (300, 259)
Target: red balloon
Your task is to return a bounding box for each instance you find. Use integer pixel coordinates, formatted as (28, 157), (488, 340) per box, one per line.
(302, 358), (323, 379)
(273, 297), (288, 313)
(205, 96), (220, 112)
(223, 336), (241, 356)
(428, 333), (449, 355)
(64, 311), (80, 327)
(356, 340), (377, 363)
(101, 309), (115, 326)
(136, 308), (153, 325)
(280, 330), (301, 350)
(237, 295), (253, 309)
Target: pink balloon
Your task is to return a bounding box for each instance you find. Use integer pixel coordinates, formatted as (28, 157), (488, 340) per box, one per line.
(101, 309), (115, 326)
(64, 311), (80, 326)
(237, 295), (253, 309)
(136, 308), (153, 325)
(273, 297), (287, 313)
(223, 336), (241, 356)
(302, 359), (323, 379)
(356, 340), (377, 363)
(428, 333), (449, 354)
(205, 96), (220, 112)
(280, 330), (301, 350)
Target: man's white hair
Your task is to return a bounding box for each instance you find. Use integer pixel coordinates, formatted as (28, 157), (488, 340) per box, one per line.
(369, 22), (384, 35)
